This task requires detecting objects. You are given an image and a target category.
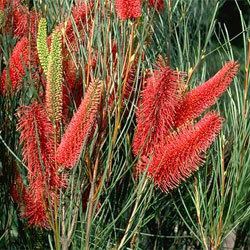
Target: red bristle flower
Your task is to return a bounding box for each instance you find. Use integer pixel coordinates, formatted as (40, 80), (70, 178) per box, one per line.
(56, 81), (103, 168)
(0, 0), (37, 38)
(13, 8), (39, 38)
(148, 0), (165, 11)
(0, 37), (30, 94)
(23, 177), (49, 228)
(175, 61), (239, 127)
(138, 112), (223, 192)
(133, 66), (179, 156)
(115, 0), (141, 20)
(13, 5), (28, 37)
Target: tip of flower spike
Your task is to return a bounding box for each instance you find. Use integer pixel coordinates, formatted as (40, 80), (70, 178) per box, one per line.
(224, 60), (239, 74)
(175, 61), (239, 127)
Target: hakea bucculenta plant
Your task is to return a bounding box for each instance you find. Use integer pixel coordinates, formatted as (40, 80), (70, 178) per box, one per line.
(17, 103), (55, 183)
(36, 17), (83, 122)
(0, 2), (39, 95)
(133, 61), (239, 191)
(16, 75), (102, 227)
(15, 78), (102, 227)
(138, 112), (223, 191)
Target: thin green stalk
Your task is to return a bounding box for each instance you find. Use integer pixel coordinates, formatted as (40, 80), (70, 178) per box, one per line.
(117, 178), (149, 250)
(243, 39), (250, 118)
(85, 152), (100, 250)
(193, 177), (209, 250)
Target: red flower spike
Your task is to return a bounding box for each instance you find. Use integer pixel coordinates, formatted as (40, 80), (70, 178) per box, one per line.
(115, 0), (141, 20)
(17, 102), (64, 188)
(56, 81), (103, 168)
(138, 112), (223, 192)
(175, 61), (239, 127)
(149, 0), (165, 11)
(0, 37), (30, 94)
(133, 66), (179, 156)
